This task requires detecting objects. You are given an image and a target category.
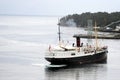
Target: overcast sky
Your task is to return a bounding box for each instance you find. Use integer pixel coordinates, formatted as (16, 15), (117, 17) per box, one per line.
(0, 0), (120, 16)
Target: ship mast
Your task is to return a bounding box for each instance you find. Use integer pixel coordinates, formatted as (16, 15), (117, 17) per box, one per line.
(58, 24), (61, 42)
(58, 19), (61, 46)
(94, 21), (98, 50)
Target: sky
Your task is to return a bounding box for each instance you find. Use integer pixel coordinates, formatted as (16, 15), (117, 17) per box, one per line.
(0, 0), (120, 16)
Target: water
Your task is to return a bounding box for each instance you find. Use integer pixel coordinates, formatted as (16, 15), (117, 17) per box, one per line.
(0, 15), (120, 80)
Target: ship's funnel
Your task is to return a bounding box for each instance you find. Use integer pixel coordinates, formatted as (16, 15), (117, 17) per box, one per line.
(76, 37), (80, 47)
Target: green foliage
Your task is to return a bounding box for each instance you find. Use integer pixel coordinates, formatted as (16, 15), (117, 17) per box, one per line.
(60, 12), (120, 27)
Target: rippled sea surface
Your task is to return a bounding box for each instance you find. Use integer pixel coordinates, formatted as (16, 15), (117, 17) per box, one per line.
(0, 16), (120, 80)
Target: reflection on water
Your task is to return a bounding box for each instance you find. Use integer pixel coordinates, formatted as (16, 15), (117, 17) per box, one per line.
(45, 64), (107, 80)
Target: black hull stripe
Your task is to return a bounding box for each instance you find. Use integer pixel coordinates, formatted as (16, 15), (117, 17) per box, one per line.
(45, 52), (107, 65)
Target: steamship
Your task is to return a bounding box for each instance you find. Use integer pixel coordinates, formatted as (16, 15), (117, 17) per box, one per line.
(45, 21), (108, 65)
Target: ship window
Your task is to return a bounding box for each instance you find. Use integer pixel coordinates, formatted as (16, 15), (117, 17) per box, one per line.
(71, 53), (75, 55)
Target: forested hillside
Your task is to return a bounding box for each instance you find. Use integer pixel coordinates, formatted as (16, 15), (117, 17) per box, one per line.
(60, 12), (120, 28)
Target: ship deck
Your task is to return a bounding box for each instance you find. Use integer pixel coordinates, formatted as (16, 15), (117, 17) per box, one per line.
(45, 49), (107, 59)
